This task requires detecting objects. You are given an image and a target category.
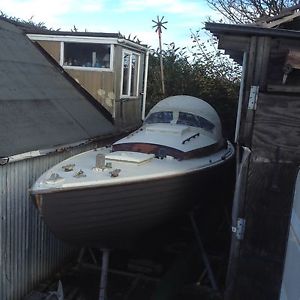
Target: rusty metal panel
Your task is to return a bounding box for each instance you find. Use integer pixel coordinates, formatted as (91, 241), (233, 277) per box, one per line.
(0, 143), (97, 300)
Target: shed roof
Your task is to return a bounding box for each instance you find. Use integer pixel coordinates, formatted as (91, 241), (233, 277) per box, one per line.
(205, 21), (300, 64)
(0, 19), (115, 158)
(206, 22), (300, 39)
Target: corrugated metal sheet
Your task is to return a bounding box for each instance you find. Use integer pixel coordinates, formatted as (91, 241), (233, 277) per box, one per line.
(280, 170), (300, 300)
(0, 143), (98, 300)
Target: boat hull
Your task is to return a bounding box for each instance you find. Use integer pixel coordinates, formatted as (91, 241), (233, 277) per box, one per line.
(35, 157), (234, 249)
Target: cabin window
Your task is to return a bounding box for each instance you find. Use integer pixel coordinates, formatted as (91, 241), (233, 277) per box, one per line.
(177, 112), (215, 130)
(121, 50), (140, 97)
(63, 42), (112, 70)
(144, 111), (173, 124)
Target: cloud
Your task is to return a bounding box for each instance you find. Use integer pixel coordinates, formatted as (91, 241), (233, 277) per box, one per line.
(117, 0), (209, 17)
(0, 0), (105, 26)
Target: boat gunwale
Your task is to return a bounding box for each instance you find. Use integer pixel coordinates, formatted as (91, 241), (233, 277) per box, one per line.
(30, 142), (234, 195)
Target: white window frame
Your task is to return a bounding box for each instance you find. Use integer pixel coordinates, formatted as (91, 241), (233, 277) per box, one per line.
(120, 49), (141, 98)
(61, 41), (114, 72)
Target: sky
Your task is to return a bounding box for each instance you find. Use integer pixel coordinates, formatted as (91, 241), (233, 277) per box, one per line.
(0, 0), (221, 50)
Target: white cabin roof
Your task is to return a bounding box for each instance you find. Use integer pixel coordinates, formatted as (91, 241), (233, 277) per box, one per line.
(147, 95), (222, 129)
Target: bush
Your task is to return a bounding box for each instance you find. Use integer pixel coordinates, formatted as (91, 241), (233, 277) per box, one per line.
(146, 30), (241, 140)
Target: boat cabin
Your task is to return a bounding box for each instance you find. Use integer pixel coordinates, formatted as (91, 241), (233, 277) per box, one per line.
(27, 30), (149, 130)
(112, 95), (226, 159)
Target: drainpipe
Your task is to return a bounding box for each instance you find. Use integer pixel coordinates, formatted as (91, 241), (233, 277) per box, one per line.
(235, 51), (248, 144)
(235, 51), (248, 179)
(142, 49), (149, 120)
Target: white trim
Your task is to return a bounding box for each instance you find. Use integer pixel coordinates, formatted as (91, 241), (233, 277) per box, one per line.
(128, 53), (132, 95)
(142, 50), (149, 120)
(135, 54), (141, 97)
(120, 49), (141, 98)
(59, 41), (64, 65)
(109, 44), (114, 70)
(4, 139), (93, 164)
(117, 38), (148, 51)
(120, 52), (125, 96)
(28, 34), (120, 44)
(61, 42), (114, 72)
(28, 34), (148, 51)
(63, 66), (113, 72)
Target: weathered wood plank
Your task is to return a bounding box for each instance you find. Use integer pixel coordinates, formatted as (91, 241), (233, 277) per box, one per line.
(218, 35), (250, 53)
(66, 69), (115, 113)
(252, 93), (300, 162)
(242, 36), (271, 146)
(37, 40), (60, 63)
(267, 84), (300, 93)
(238, 36), (257, 145)
(226, 161), (298, 300)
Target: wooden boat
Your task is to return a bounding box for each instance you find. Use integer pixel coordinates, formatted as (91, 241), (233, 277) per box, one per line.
(30, 95), (235, 248)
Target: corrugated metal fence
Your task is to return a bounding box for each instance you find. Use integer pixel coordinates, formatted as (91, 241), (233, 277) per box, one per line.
(0, 143), (97, 299)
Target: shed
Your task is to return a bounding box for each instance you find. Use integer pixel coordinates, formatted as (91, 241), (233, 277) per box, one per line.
(25, 28), (149, 131)
(206, 7), (300, 300)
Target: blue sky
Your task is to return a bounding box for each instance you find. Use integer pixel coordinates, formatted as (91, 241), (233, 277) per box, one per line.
(1, 0), (221, 49)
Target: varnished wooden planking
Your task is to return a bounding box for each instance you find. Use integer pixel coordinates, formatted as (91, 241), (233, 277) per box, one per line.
(37, 40), (60, 63)
(252, 93), (300, 162)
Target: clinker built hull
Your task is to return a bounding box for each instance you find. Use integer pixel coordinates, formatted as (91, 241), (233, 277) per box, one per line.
(36, 157), (233, 249)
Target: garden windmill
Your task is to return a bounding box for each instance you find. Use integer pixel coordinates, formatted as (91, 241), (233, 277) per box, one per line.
(152, 16), (168, 95)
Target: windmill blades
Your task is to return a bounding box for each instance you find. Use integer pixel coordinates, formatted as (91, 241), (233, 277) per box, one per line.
(161, 22), (168, 30)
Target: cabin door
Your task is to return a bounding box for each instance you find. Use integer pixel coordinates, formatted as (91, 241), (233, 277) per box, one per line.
(119, 50), (143, 129)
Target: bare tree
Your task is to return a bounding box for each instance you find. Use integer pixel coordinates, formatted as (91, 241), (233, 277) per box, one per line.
(207, 0), (300, 24)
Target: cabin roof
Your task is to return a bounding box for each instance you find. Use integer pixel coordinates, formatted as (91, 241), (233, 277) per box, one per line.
(25, 29), (121, 38)
(0, 15), (146, 49)
(148, 95), (222, 128)
(0, 18), (115, 158)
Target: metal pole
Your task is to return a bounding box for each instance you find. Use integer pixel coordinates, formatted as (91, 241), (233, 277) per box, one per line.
(99, 248), (110, 300)
(142, 49), (149, 120)
(189, 211), (218, 291)
(158, 29), (165, 95)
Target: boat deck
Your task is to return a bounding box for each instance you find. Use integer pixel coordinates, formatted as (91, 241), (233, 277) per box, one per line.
(31, 143), (234, 193)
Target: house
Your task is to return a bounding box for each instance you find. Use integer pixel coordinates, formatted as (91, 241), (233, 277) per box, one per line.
(26, 28), (149, 130)
(206, 5), (300, 300)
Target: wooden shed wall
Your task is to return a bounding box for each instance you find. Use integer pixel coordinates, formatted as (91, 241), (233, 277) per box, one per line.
(37, 40), (60, 62)
(225, 35), (300, 300)
(36, 41), (146, 128)
(65, 68), (115, 114)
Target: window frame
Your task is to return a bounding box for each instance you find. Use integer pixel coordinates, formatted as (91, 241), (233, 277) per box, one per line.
(60, 41), (114, 72)
(120, 49), (141, 98)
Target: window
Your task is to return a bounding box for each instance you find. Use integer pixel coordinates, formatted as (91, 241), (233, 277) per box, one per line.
(63, 42), (111, 69)
(145, 111), (173, 124)
(121, 50), (140, 97)
(177, 112), (215, 131)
